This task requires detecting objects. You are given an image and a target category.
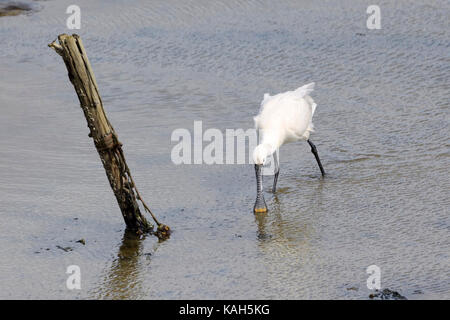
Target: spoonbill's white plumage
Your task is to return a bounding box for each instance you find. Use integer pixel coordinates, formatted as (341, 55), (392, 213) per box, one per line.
(252, 82), (325, 213)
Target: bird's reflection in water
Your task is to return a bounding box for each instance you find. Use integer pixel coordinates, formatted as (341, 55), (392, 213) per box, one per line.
(254, 176), (327, 250)
(254, 195), (281, 241)
(253, 189), (321, 296)
(93, 229), (158, 299)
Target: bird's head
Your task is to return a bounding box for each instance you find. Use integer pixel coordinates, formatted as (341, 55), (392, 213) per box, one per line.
(253, 144), (273, 166)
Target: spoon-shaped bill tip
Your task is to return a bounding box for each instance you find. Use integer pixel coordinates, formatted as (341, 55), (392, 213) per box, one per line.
(254, 206), (268, 213)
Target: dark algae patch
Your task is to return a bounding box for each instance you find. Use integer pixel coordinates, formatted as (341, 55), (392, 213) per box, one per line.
(0, 2), (34, 17)
(369, 289), (407, 300)
(56, 245), (73, 252)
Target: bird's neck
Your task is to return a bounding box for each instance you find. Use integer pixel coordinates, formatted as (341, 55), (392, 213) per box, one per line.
(257, 142), (277, 161)
(260, 131), (282, 152)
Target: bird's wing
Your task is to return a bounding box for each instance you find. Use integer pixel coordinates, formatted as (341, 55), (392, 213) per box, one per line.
(254, 93), (273, 128)
(255, 83), (316, 130)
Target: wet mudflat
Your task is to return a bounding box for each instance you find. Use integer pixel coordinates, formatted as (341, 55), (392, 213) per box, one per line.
(0, 0), (448, 299)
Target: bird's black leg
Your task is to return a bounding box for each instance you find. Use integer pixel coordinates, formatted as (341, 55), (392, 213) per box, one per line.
(273, 169), (280, 193)
(272, 150), (280, 192)
(307, 140), (325, 177)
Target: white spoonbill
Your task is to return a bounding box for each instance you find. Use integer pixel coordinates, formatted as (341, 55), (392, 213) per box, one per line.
(252, 82), (325, 213)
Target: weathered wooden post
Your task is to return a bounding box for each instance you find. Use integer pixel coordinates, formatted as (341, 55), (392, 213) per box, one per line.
(49, 34), (170, 239)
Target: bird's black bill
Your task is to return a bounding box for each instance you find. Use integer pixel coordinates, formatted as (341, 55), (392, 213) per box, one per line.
(254, 164), (268, 213)
(307, 140), (325, 177)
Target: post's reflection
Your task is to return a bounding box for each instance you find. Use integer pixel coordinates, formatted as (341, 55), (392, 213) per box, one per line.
(93, 229), (158, 299)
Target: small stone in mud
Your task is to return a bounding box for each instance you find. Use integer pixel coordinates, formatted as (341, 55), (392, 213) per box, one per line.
(143, 252), (152, 261)
(369, 288), (407, 300)
(76, 239), (86, 245)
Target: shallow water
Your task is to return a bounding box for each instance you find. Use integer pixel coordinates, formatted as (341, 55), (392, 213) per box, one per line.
(0, 0), (449, 299)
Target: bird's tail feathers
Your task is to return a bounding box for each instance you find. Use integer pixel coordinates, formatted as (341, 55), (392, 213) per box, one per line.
(293, 82), (315, 99)
(302, 93), (317, 117)
(310, 101), (317, 116)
